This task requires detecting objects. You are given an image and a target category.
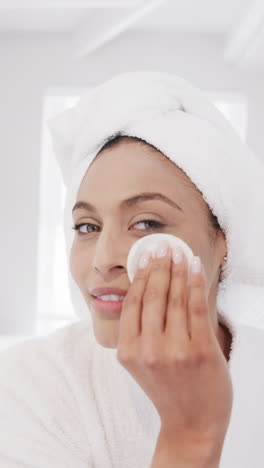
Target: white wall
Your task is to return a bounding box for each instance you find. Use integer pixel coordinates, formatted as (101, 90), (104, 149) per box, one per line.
(0, 30), (263, 334)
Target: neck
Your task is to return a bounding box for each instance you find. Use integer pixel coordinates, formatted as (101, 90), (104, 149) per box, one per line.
(208, 279), (233, 362)
(217, 322), (232, 362)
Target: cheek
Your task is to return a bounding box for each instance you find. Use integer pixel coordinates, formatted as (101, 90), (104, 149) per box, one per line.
(69, 242), (86, 281)
(184, 236), (212, 291)
(69, 245), (77, 279)
(201, 252), (218, 296)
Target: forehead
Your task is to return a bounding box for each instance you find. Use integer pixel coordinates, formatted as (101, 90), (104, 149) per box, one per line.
(83, 140), (190, 184)
(77, 139), (203, 209)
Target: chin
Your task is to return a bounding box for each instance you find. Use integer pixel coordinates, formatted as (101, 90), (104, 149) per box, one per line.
(92, 320), (119, 349)
(101, 342), (117, 349)
(94, 335), (118, 349)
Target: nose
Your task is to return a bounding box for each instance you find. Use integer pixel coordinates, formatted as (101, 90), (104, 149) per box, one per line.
(92, 231), (128, 275)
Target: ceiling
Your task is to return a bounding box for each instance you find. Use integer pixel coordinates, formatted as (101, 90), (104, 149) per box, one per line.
(0, 0), (263, 69)
(0, 0), (251, 32)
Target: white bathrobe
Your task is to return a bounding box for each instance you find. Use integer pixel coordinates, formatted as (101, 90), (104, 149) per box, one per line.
(0, 318), (263, 468)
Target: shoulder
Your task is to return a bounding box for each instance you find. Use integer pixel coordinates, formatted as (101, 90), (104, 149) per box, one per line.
(231, 321), (264, 355)
(0, 320), (95, 466)
(223, 323), (264, 465)
(229, 321), (264, 384)
(0, 319), (97, 419)
(0, 319), (93, 371)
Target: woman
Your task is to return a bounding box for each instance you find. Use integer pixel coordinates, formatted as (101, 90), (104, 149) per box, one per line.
(0, 71), (264, 467)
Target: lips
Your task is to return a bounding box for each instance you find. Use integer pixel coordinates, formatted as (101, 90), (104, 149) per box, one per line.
(91, 296), (124, 316)
(90, 287), (128, 298)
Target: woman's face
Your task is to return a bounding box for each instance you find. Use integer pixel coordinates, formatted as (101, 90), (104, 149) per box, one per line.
(70, 139), (227, 349)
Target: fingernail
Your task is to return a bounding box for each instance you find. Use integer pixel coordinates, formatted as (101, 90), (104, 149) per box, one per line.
(191, 256), (202, 274)
(155, 241), (168, 258)
(173, 246), (183, 264)
(138, 251), (151, 269)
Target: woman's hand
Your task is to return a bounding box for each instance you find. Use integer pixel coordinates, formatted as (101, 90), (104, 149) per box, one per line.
(117, 241), (233, 454)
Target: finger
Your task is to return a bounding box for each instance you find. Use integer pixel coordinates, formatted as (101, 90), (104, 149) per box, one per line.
(118, 250), (153, 345)
(141, 242), (171, 336)
(188, 257), (214, 345)
(165, 247), (190, 342)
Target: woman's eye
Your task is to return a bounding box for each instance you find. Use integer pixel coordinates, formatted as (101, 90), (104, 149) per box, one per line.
(72, 223), (99, 234)
(132, 219), (165, 231)
(72, 219), (165, 235)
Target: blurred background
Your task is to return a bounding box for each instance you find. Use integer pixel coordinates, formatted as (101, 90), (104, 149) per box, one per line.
(0, 0), (263, 349)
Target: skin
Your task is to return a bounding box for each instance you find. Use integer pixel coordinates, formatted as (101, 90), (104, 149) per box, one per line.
(70, 138), (232, 360)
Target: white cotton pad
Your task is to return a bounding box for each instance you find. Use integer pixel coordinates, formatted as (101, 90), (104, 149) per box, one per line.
(127, 233), (195, 283)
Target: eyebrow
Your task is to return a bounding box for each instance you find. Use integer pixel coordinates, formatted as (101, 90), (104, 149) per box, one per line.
(72, 192), (183, 214)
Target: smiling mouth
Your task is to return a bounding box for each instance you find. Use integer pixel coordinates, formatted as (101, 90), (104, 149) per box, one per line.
(91, 296), (124, 315)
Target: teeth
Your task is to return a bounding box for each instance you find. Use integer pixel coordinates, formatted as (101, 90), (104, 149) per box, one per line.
(97, 295), (125, 301)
